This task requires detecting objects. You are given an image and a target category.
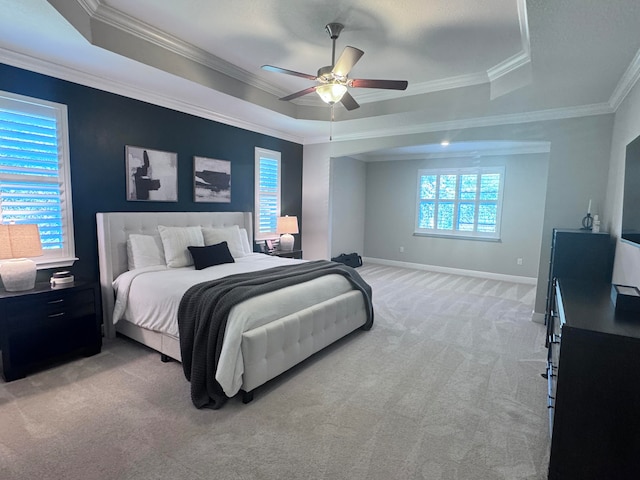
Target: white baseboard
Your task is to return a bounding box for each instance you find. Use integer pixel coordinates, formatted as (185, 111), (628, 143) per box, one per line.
(362, 256), (538, 285)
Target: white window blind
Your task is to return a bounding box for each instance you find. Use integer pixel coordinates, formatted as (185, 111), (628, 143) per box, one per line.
(0, 90), (75, 267)
(254, 147), (281, 240)
(415, 166), (505, 240)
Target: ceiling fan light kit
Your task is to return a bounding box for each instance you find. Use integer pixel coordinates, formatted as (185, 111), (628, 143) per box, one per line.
(316, 83), (348, 104)
(261, 23), (408, 111)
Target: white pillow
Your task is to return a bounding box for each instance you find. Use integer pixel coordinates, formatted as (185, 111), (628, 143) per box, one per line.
(202, 225), (246, 258)
(158, 225), (204, 268)
(127, 234), (166, 270)
(239, 228), (252, 255)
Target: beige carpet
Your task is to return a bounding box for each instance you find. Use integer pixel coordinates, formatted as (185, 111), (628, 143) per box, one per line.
(0, 264), (550, 480)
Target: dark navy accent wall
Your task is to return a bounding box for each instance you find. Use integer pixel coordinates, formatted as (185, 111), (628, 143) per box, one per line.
(0, 63), (303, 282)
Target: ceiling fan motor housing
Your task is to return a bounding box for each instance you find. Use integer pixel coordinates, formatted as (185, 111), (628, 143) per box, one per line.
(317, 65), (346, 84)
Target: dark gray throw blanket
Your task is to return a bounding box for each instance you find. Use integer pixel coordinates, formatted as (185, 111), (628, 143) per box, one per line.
(177, 260), (374, 409)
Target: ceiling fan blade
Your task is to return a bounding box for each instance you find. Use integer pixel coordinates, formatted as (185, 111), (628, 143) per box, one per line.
(261, 65), (317, 81)
(332, 46), (364, 77)
(279, 86), (317, 102)
(340, 91), (360, 111)
(350, 79), (408, 90)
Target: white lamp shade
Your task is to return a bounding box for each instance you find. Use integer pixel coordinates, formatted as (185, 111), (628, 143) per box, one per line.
(0, 224), (43, 291)
(276, 216), (298, 252)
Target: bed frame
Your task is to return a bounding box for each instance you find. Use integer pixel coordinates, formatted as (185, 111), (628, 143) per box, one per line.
(96, 211), (369, 402)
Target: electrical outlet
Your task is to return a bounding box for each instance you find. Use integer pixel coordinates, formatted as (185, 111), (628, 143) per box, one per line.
(517, 257), (523, 265)
(399, 246), (404, 253)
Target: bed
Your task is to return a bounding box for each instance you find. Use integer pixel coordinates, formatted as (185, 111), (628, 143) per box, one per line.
(96, 211), (373, 408)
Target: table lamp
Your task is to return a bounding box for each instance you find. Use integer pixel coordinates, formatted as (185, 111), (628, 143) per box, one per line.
(276, 215), (298, 252)
(0, 224), (43, 291)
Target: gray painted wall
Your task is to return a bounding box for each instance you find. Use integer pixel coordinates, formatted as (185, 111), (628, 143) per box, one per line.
(302, 143), (332, 260)
(364, 152), (548, 279)
(304, 114), (615, 317)
(330, 156), (366, 257)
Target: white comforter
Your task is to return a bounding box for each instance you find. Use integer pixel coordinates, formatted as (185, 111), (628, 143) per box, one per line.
(112, 253), (354, 396)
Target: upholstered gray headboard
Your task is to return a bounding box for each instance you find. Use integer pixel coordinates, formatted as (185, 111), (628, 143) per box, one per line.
(96, 211), (253, 338)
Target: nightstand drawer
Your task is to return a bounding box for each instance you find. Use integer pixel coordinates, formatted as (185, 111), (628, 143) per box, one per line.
(6, 300), (96, 332)
(6, 309), (98, 363)
(5, 288), (94, 319)
(0, 281), (102, 381)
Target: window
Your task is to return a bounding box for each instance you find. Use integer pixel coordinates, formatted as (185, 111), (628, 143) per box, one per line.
(254, 147), (281, 240)
(0, 90), (75, 267)
(415, 166), (504, 240)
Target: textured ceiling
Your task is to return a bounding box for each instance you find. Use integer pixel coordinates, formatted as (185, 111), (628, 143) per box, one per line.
(0, 0), (639, 151)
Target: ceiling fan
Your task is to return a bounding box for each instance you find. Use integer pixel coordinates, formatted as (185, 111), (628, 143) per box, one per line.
(261, 23), (408, 111)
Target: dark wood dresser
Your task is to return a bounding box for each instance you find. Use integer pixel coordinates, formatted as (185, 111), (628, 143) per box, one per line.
(547, 279), (640, 479)
(545, 229), (615, 328)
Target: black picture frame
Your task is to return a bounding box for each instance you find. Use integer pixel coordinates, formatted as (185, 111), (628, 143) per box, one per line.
(126, 146), (177, 202)
(193, 156), (231, 203)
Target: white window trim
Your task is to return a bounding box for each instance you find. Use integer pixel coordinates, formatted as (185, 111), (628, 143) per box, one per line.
(0, 90), (76, 268)
(414, 166), (505, 241)
(254, 147), (281, 241)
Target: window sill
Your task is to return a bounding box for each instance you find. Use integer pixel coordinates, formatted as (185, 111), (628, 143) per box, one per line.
(35, 257), (79, 269)
(413, 232), (501, 242)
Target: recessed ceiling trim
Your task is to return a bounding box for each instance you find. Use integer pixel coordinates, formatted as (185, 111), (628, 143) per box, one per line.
(486, 0), (531, 84)
(356, 72), (490, 103)
(69, 0), (281, 97)
(0, 38), (616, 149)
(356, 143), (551, 162)
(609, 47), (640, 110)
(318, 103), (615, 144)
(487, 51), (530, 84)
(75, 0), (100, 15)
(0, 47), (304, 144)
(65, 0), (533, 107)
(291, 71), (491, 107)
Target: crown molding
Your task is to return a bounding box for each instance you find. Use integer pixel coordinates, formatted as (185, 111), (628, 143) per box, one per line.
(0, 45), (616, 148)
(319, 102), (615, 144)
(74, 0), (281, 97)
(487, 51), (530, 84)
(69, 0), (534, 106)
(75, 0), (100, 14)
(487, 0), (531, 83)
(291, 71), (491, 108)
(609, 47), (640, 110)
(358, 143), (551, 162)
(0, 48), (305, 145)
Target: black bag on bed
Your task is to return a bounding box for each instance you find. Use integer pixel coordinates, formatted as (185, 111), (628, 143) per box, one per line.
(331, 252), (363, 268)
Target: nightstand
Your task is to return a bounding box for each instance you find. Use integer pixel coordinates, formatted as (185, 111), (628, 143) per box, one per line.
(269, 249), (303, 259)
(0, 280), (102, 381)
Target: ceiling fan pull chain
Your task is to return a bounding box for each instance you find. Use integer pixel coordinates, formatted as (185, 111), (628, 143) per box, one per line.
(330, 105), (334, 141)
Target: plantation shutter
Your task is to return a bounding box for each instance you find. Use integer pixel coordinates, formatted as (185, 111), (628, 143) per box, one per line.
(0, 91), (75, 266)
(254, 148), (281, 240)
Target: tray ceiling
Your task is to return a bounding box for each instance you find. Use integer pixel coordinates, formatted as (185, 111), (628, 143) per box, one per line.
(0, 0), (639, 146)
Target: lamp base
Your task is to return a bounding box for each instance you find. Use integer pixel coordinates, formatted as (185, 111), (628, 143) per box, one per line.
(1, 258), (37, 291)
(279, 233), (295, 252)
